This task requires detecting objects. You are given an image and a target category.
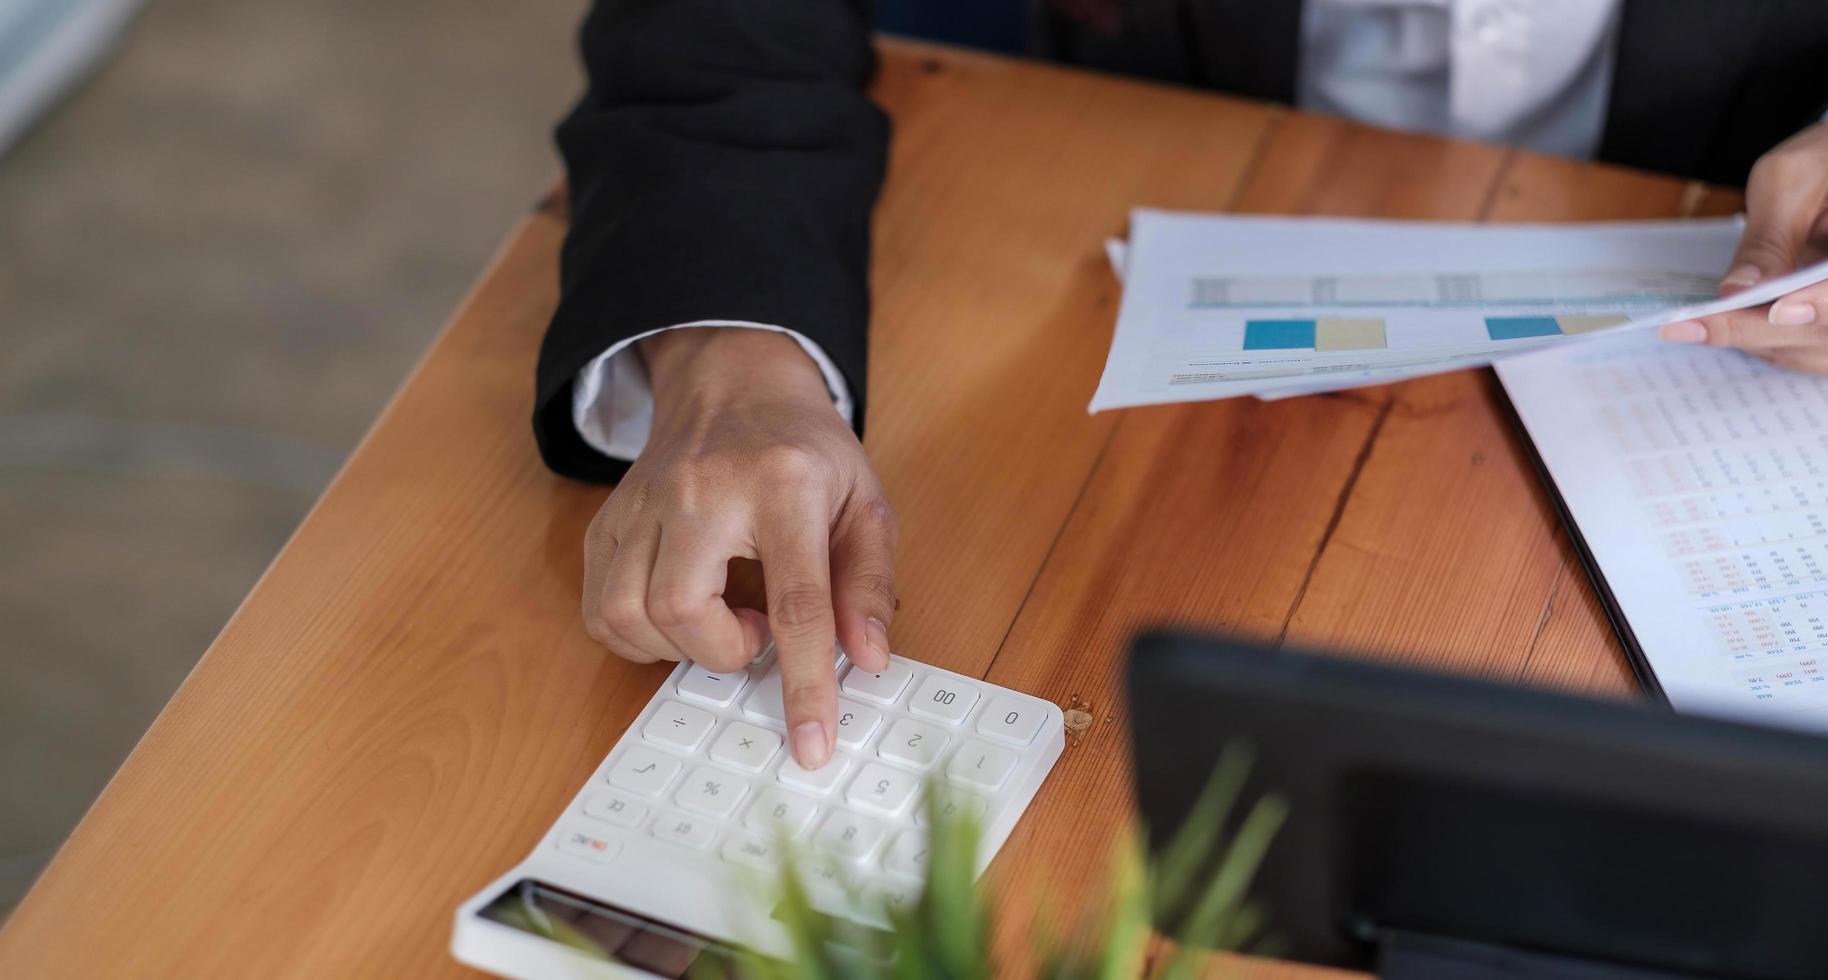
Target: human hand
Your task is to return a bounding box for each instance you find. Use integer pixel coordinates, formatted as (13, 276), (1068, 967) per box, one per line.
(581, 328), (897, 769)
(1660, 122), (1828, 372)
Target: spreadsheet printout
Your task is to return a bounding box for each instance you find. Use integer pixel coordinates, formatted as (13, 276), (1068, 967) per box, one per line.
(1498, 332), (1828, 731)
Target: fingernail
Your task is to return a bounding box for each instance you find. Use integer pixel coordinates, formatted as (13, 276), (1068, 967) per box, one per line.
(1660, 321), (1707, 344)
(865, 617), (891, 665)
(1771, 302), (1818, 327)
(1721, 264), (1764, 290)
(793, 721), (830, 768)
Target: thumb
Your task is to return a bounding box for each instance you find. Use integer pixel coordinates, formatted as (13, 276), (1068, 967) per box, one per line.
(1725, 155), (1828, 296)
(831, 495), (898, 673)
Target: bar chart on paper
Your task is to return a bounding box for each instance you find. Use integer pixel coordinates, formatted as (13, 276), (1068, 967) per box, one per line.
(1189, 268), (1714, 356)
(1086, 212), (1812, 411)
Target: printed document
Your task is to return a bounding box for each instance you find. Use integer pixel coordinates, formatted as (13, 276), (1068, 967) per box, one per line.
(1500, 331), (1828, 732)
(1092, 211), (1828, 411)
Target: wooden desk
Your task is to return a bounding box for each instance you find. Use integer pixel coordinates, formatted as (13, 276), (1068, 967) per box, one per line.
(0, 39), (1743, 978)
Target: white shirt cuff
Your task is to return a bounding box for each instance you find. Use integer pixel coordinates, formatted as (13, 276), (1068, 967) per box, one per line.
(571, 321), (856, 462)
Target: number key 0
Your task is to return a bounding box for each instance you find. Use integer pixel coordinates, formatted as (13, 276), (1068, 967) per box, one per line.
(976, 694), (1045, 745)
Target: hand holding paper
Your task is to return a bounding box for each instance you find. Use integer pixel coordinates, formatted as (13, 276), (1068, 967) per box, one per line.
(1089, 211), (1828, 412)
(1662, 122), (1828, 371)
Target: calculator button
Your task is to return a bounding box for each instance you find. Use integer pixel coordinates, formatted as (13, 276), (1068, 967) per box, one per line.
(840, 661), (914, 704)
(801, 857), (852, 908)
(834, 699), (883, 749)
(814, 810), (887, 861)
(976, 695), (1046, 745)
(642, 700), (716, 751)
(878, 718), (948, 770)
(870, 878), (919, 915)
(607, 745), (684, 798)
(557, 827), (622, 864)
(651, 811), (717, 851)
(882, 831), (929, 879)
(845, 762), (921, 816)
(908, 674), (980, 725)
(722, 833), (782, 870)
(583, 790), (648, 828)
(744, 787), (820, 837)
(678, 664), (749, 707)
(709, 721), (783, 772)
(741, 665), (787, 724)
(778, 752), (851, 795)
(946, 740), (1018, 792)
(916, 790), (988, 828)
(676, 766), (750, 819)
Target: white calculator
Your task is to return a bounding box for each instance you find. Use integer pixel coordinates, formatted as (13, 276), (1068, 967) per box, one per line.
(452, 646), (1065, 979)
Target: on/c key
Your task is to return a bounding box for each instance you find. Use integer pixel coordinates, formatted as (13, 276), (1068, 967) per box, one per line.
(557, 827), (621, 864)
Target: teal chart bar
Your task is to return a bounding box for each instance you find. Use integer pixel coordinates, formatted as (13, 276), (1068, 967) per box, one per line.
(1485, 316), (1563, 341)
(1243, 319), (1318, 350)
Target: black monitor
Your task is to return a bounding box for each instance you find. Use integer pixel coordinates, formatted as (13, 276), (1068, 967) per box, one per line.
(1128, 633), (1828, 980)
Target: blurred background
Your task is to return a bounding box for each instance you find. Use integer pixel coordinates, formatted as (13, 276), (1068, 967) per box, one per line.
(0, 0), (588, 915)
(0, 0), (1008, 921)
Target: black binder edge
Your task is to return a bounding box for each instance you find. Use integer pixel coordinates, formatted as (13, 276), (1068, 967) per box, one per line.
(1488, 369), (1670, 706)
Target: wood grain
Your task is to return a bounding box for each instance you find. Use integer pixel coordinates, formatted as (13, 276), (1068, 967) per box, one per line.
(0, 37), (1738, 980)
(1281, 153), (1722, 697)
(975, 114), (1512, 969)
(854, 44), (1277, 678)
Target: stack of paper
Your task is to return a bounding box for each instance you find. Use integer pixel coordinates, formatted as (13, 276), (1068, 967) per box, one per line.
(1090, 211), (1828, 412)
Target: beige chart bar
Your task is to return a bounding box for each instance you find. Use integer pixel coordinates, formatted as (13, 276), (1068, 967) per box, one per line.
(1555, 313), (1631, 335)
(1315, 317), (1388, 351)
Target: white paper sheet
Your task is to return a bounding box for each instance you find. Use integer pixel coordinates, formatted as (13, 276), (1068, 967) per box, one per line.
(1498, 332), (1828, 731)
(1092, 210), (1828, 412)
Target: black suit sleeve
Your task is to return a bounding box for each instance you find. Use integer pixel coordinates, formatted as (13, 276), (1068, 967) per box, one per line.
(534, 0), (888, 483)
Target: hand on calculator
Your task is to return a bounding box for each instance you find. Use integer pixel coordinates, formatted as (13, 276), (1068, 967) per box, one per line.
(579, 328), (899, 771)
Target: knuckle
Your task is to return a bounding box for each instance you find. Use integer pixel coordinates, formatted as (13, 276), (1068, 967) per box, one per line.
(584, 507), (618, 556)
(645, 589), (703, 630)
(847, 570), (898, 610)
(582, 618), (617, 648)
(769, 581), (832, 634)
(759, 444), (826, 484)
(597, 591), (646, 631)
(780, 678), (832, 710)
(862, 495), (899, 538)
